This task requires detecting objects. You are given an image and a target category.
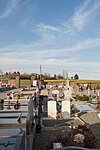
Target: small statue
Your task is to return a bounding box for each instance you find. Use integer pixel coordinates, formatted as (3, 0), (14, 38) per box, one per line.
(14, 100), (20, 110)
(17, 114), (22, 123)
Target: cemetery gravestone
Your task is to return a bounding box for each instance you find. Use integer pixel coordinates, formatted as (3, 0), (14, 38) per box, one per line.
(64, 90), (72, 99)
(62, 100), (70, 119)
(59, 89), (64, 98)
(48, 101), (56, 119)
(51, 90), (59, 98)
(40, 89), (48, 96)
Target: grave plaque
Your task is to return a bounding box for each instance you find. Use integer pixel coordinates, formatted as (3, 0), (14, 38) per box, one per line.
(48, 101), (56, 119)
(62, 100), (70, 119)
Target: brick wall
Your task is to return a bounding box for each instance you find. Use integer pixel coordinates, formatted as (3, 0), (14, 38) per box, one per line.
(8, 79), (16, 87)
(20, 79), (31, 88)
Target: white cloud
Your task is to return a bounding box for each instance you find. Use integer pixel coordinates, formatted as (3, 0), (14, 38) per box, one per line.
(71, 0), (100, 30)
(0, 37), (100, 58)
(32, 23), (60, 46)
(32, 0), (100, 42)
(0, 37), (100, 76)
(70, 38), (100, 50)
(1, 54), (100, 79)
(0, 0), (19, 19)
(34, 23), (59, 33)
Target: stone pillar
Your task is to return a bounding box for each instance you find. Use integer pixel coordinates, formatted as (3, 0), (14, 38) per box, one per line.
(66, 79), (69, 88)
(15, 76), (20, 88)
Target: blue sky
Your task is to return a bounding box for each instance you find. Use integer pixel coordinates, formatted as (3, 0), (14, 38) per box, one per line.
(0, 0), (100, 79)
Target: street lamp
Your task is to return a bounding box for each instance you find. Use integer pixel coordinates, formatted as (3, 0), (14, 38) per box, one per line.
(36, 66), (43, 132)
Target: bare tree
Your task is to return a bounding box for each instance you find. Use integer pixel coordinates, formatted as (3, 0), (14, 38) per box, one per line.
(0, 69), (3, 76)
(74, 74), (79, 80)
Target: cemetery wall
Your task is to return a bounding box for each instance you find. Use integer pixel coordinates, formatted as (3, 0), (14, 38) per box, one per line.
(8, 79), (16, 87)
(0, 79), (8, 84)
(45, 80), (100, 87)
(0, 78), (31, 88)
(1, 78), (100, 88)
(20, 79), (31, 88)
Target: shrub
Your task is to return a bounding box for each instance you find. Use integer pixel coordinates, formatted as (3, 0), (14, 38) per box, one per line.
(92, 95), (96, 99)
(76, 94), (82, 101)
(82, 95), (89, 101)
(76, 94), (89, 101)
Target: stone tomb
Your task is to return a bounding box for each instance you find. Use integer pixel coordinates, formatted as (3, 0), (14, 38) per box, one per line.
(48, 101), (56, 119)
(62, 100), (70, 119)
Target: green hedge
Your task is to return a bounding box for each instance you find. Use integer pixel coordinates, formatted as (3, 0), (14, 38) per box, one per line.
(76, 94), (89, 101)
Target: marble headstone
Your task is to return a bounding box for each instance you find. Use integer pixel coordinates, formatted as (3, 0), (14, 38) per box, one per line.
(62, 100), (70, 119)
(48, 101), (56, 119)
(64, 90), (72, 99)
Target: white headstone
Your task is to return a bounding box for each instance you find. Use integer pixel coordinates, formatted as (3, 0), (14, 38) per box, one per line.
(52, 90), (59, 97)
(33, 80), (37, 86)
(62, 100), (70, 119)
(40, 89), (48, 96)
(64, 90), (72, 99)
(48, 101), (57, 119)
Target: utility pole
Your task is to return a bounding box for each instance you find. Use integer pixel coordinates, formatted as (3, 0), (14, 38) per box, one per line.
(39, 65), (42, 113)
(38, 65), (42, 91)
(40, 65), (42, 81)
